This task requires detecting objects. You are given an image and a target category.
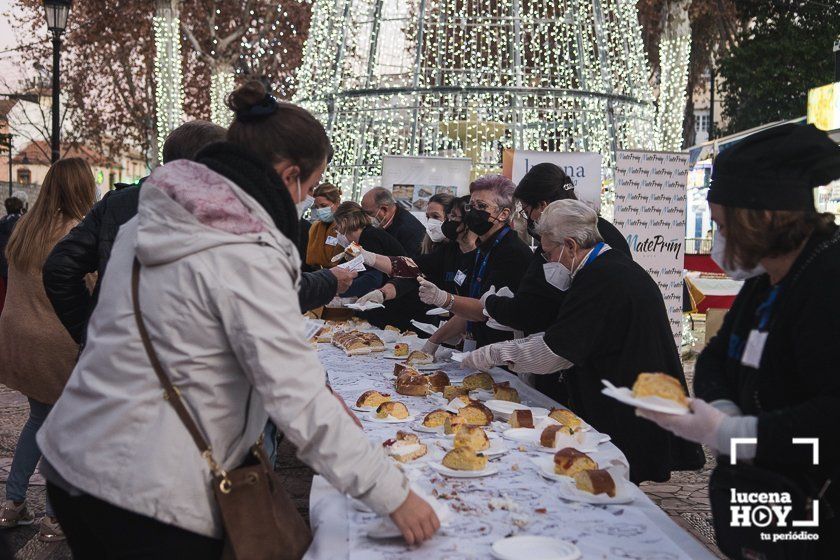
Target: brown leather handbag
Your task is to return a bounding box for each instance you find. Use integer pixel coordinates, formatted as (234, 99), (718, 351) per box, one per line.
(131, 259), (312, 560)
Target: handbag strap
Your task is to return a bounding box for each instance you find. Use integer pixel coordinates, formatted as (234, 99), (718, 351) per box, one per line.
(131, 258), (230, 484)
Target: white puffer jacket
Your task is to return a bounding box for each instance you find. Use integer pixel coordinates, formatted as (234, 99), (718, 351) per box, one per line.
(37, 160), (408, 538)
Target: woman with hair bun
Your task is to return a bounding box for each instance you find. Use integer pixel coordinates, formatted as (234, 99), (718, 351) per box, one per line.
(37, 81), (438, 557)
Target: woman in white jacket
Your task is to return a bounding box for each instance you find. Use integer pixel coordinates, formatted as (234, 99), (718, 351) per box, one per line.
(37, 82), (439, 558)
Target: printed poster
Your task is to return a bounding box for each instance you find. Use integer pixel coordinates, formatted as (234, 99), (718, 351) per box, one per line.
(381, 156), (472, 218)
(613, 150), (689, 346)
(503, 149), (603, 212)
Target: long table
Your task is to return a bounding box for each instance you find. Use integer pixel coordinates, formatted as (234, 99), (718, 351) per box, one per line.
(304, 338), (715, 559)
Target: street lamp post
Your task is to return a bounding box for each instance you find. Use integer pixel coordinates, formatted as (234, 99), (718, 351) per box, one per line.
(0, 134), (11, 198)
(43, 0), (72, 164)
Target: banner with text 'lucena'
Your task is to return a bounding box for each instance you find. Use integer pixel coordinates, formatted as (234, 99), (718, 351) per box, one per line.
(613, 150), (688, 346)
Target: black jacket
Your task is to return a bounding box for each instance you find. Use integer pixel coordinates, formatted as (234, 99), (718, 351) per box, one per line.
(0, 212), (23, 279)
(544, 249), (704, 483)
(485, 217), (631, 335)
(695, 224), (840, 515)
(385, 206), (425, 258)
(44, 181), (337, 344)
(341, 225), (406, 298)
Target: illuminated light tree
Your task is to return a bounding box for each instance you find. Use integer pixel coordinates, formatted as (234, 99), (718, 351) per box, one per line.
(295, 0), (659, 201)
(656, 0), (691, 151)
(154, 0), (185, 163)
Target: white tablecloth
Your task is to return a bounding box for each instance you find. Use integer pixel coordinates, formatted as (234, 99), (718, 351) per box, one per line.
(304, 341), (715, 560)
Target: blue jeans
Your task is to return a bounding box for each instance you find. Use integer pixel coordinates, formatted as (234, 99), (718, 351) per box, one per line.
(6, 398), (53, 516)
(263, 421), (277, 467)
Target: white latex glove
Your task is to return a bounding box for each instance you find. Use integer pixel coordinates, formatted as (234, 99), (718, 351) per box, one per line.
(462, 344), (499, 371)
(636, 398), (726, 451)
(360, 248), (378, 267)
(421, 339), (439, 355)
(356, 289), (385, 306)
(418, 277), (449, 307)
(479, 285), (497, 307)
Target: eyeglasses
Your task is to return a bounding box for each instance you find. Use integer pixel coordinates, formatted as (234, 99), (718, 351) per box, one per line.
(465, 201), (497, 213)
(517, 205), (533, 221)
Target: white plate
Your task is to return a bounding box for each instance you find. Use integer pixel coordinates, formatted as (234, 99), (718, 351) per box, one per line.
(530, 455), (577, 482)
(534, 431), (609, 454)
(382, 352), (411, 360)
(554, 473), (635, 505)
(444, 430), (499, 440)
(350, 404), (375, 412)
(486, 400), (549, 421)
(412, 362), (447, 371)
(438, 438), (509, 457)
(491, 536), (581, 560)
(365, 412), (416, 424)
(426, 307), (450, 316)
(428, 461), (498, 478)
(409, 320), (438, 335)
(601, 379), (688, 415)
(411, 422), (445, 434)
(469, 389), (495, 402)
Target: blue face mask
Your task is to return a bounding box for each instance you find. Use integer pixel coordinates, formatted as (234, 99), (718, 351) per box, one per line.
(312, 206), (334, 223)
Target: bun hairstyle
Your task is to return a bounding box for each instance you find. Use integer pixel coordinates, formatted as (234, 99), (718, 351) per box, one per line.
(226, 81), (331, 181)
(514, 163), (576, 207)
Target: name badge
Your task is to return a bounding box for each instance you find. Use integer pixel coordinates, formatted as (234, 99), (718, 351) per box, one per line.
(325, 236), (338, 246)
(454, 270), (467, 286)
(741, 330), (768, 369)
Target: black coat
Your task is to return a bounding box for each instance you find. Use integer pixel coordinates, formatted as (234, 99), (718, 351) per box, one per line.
(694, 224), (840, 517)
(485, 217), (631, 335)
(543, 249), (704, 483)
(43, 181), (337, 344)
(0, 212), (23, 279)
(385, 206), (425, 258)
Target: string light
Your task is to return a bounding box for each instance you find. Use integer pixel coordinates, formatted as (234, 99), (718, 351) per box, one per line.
(295, 0), (659, 202)
(656, 0), (691, 151)
(153, 5), (185, 163)
(210, 69), (236, 126)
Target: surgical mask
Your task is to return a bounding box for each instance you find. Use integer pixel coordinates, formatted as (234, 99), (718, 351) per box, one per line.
(464, 208), (493, 236)
(441, 220), (461, 241)
(312, 206), (334, 223)
(711, 231), (766, 281)
(295, 180), (314, 218)
(542, 247), (572, 291)
(425, 219), (446, 243)
(369, 210), (382, 229)
(336, 232), (350, 248)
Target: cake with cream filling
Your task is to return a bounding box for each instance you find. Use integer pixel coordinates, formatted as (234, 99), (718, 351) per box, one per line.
(540, 425), (584, 448)
(382, 431), (427, 463)
(393, 342), (409, 357)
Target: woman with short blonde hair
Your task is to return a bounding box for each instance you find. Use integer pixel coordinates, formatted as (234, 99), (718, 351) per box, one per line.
(0, 157), (97, 541)
(305, 183), (344, 268)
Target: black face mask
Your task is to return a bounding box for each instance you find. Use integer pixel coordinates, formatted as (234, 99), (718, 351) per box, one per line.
(441, 219), (461, 241)
(464, 208), (493, 236)
(527, 218), (541, 242)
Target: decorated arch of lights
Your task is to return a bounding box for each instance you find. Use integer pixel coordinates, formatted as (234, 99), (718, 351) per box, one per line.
(295, 0), (661, 201)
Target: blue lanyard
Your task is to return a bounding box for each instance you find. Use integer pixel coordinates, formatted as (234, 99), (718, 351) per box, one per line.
(581, 242), (605, 270)
(469, 227), (510, 299)
(755, 285), (780, 331)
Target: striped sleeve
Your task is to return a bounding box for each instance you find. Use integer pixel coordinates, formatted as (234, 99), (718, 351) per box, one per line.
(492, 335), (574, 375)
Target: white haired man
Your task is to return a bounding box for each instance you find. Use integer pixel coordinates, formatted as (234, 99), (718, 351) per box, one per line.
(361, 187), (425, 257)
(462, 199), (703, 484)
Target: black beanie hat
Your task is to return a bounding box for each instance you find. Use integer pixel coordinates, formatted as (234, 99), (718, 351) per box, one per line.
(707, 123), (840, 211)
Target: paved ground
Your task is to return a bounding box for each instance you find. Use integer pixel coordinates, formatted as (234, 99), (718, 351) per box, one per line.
(0, 340), (723, 558)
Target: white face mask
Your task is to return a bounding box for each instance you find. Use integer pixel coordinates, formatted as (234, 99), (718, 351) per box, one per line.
(425, 219), (446, 243)
(336, 232), (350, 248)
(711, 230), (766, 281)
(369, 210), (382, 229)
(312, 206), (334, 223)
(543, 247), (573, 291)
(295, 179), (314, 218)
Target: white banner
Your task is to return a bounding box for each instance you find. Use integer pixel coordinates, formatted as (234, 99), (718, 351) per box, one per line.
(380, 155), (473, 216)
(509, 150), (603, 211)
(613, 150), (688, 346)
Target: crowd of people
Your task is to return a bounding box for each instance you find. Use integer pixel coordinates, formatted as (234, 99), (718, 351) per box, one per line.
(0, 80), (838, 559)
